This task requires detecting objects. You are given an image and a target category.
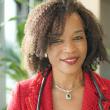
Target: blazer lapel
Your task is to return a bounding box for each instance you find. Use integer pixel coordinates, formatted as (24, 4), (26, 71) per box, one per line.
(25, 72), (53, 110)
(82, 73), (99, 110)
(25, 93), (36, 110)
(82, 73), (110, 110)
(25, 73), (43, 110)
(41, 73), (53, 110)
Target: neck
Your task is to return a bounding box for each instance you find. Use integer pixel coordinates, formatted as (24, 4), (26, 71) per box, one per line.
(52, 69), (84, 90)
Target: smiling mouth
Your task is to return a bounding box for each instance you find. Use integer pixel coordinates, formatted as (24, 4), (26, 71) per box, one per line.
(60, 57), (79, 65)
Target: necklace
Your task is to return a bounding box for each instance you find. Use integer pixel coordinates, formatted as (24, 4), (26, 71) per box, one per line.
(55, 84), (73, 100)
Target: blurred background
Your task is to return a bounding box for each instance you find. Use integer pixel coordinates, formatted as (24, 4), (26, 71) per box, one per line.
(0, 0), (110, 109)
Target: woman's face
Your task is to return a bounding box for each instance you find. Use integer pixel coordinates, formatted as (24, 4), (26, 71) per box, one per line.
(47, 13), (87, 75)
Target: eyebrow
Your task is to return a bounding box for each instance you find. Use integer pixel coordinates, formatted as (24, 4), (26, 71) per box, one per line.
(73, 29), (85, 34)
(48, 29), (85, 38)
(48, 32), (62, 37)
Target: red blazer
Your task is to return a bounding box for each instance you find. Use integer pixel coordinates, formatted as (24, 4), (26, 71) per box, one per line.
(7, 72), (110, 110)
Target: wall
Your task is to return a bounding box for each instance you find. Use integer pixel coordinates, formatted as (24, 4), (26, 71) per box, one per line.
(100, 0), (110, 79)
(78, 0), (100, 19)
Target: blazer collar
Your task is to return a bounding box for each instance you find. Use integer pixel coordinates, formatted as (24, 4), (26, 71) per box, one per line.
(25, 72), (110, 110)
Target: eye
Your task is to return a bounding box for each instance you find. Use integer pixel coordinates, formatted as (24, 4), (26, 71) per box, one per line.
(49, 38), (63, 45)
(72, 35), (85, 41)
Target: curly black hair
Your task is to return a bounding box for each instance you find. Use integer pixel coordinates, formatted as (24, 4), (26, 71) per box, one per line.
(22, 0), (109, 74)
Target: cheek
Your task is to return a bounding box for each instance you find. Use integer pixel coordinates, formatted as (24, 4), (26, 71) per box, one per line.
(47, 47), (58, 64)
(47, 53), (54, 64)
(83, 44), (87, 57)
(80, 42), (87, 57)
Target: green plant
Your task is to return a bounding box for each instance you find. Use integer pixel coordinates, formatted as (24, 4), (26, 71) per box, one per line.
(0, 46), (28, 81)
(0, 1), (43, 110)
(15, 0), (43, 8)
(17, 21), (26, 46)
(0, 16), (28, 81)
(0, 0), (44, 81)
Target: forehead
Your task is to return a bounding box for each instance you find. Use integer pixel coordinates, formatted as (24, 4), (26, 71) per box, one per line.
(64, 13), (84, 33)
(48, 12), (84, 38)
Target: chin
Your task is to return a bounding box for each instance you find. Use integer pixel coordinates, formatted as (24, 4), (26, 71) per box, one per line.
(59, 68), (82, 75)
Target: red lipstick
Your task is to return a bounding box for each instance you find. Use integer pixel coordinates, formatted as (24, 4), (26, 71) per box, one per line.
(60, 57), (79, 65)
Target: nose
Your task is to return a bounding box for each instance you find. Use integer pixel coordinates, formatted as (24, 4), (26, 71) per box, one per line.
(63, 41), (77, 53)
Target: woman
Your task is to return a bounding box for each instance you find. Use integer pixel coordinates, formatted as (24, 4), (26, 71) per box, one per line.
(7, 0), (110, 110)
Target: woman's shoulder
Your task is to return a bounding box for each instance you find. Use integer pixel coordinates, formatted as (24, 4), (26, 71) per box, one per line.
(12, 72), (43, 98)
(93, 72), (110, 91)
(18, 72), (43, 91)
(7, 72), (43, 109)
(94, 72), (110, 84)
